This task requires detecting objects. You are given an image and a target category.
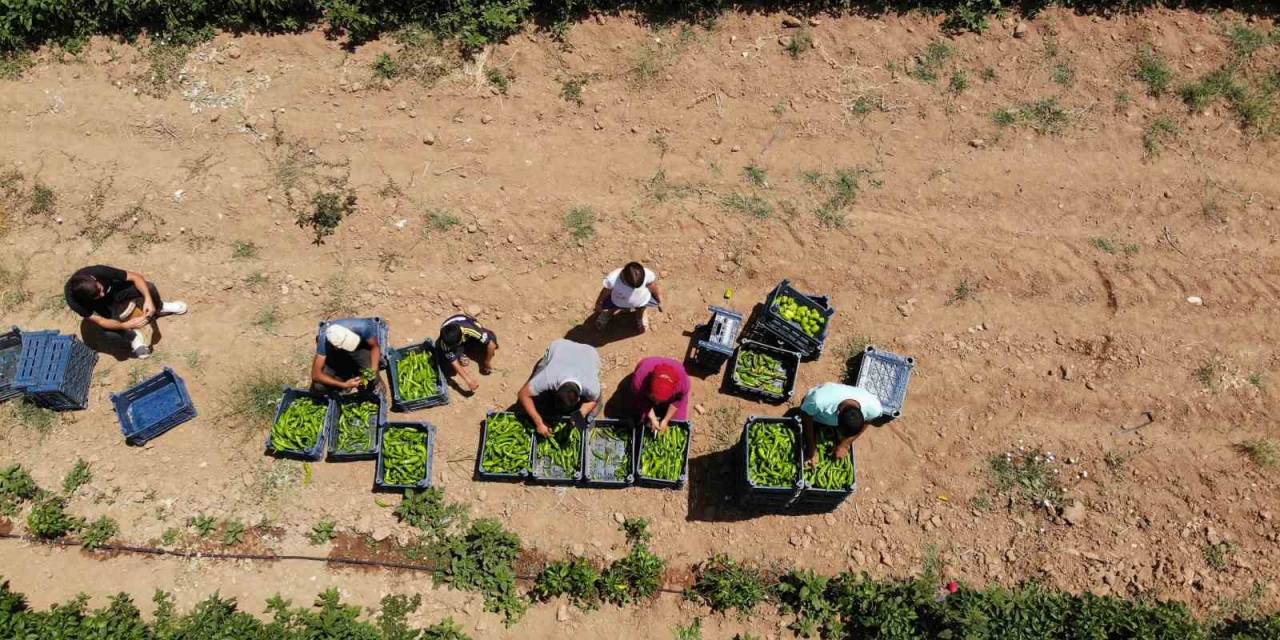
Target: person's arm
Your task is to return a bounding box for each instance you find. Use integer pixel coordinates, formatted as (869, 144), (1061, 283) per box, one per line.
(658, 402), (678, 433)
(593, 287), (611, 312)
(802, 413), (818, 465)
(367, 338), (382, 372)
(312, 354), (358, 390)
(645, 408), (660, 432)
(86, 313), (143, 332)
(579, 398), (599, 419)
(125, 271), (155, 318)
(648, 281), (664, 312)
(518, 382), (549, 436)
(834, 433), (859, 459)
(452, 359), (479, 391)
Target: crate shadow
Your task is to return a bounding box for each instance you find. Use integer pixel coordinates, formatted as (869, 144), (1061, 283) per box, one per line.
(686, 448), (782, 523)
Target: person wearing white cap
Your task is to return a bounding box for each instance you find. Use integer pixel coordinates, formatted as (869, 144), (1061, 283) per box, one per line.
(311, 319), (382, 394)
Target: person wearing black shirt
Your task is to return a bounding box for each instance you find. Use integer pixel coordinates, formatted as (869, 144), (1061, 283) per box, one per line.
(64, 265), (188, 359)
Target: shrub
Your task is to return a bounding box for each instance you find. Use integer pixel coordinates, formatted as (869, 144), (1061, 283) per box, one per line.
(689, 555), (770, 615)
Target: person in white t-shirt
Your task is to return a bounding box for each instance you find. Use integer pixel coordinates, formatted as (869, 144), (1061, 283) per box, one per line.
(592, 261), (664, 332)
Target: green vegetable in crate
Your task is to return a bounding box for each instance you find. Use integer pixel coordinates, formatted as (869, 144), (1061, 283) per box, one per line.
(536, 421), (582, 476)
(481, 413), (533, 474)
(359, 368), (378, 384)
(733, 349), (786, 396)
(395, 350), (439, 402)
(272, 397), (327, 452)
(335, 400), (377, 453)
(808, 426), (856, 490)
(589, 427), (631, 481)
(747, 421), (798, 488)
(640, 425), (688, 481)
(382, 427), (429, 485)
(775, 294), (825, 338)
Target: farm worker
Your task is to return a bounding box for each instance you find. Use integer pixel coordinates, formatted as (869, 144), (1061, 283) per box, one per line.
(437, 313), (498, 392)
(593, 261), (663, 333)
(629, 357), (690, 434)
(799, 382), (883, 466)
(517, 339), (601, 437)
(311, 319), (382, 394)
(64, 265), (188, 359)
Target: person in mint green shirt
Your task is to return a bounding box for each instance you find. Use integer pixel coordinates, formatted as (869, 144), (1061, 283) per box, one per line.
(799, 382), (884, 465)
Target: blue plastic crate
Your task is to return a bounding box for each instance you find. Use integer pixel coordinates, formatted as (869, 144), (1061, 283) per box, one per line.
(12, 330), (59, 393)
(317, 317), (390, 366)
(24, 335), (98, 412)
(387, 338), (449, 412)
(265, 388), (333, 461)
(727, 340), (800, 404)
(582, 418), (635, 488)
(112, 367), (197, 445)
(737, 416), (803, 509)
(0, 327), (22, 403)
(635, 420), (692, 489)
(375, 421), (436, 491)
(475, 411), (535, 482)
(530, 417), (584, 485)
(755, 280), (835, 359)
(855, 346), (916, 421)
(327, 390), (386, 461)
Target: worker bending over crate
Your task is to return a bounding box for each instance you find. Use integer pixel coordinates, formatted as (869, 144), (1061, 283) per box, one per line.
(799, 382), (883, 465)
(312, 320), (382, 394)
(436, 313), (498, 393)
(517, 339), (600, 437)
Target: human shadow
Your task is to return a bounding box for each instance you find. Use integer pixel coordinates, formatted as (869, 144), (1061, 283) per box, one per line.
(79, 318), (163, 362)
(601, 373), (637, 421)
(563, 313), (644, 349)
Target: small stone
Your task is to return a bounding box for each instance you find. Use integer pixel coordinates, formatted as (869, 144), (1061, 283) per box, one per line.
(371, 527), (391, 542)
(1061, 501), (1086, 525)
(1013, 22), (1029, 38)
(730, 145), (741, 153)
(481, 114), (494, 124)
(396, 101), (408, 111)
(1059, 365), (1073, 381)
(630, 126), (640, 133)
(969, 138), (986, 148)
(227, 47), (241, 59)
(466, 223), (479, 233)
(209, 111), (221, 123)
(613, 512), (625, 524)
(781, 15), (804, 28)
(808, 17), (821, 26)
(1005, 549), (1017, 562)
(422, 132), (436, 145)
(710, 136), (722, 145)
(466, 305), (482, 317)
(1085, 381), (1096, 391)
(1190, 44), (1205, 54)
(557, 604), (571, 622)
(717, 262), (734, 274)
(823, 514), (836, 526)
(1186, 296), (1203, 305)
(593, 120), (604, 130)
(695, 404), (707, 415)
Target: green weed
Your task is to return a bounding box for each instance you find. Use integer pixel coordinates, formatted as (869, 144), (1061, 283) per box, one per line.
(988, 448), (1063, 508)
(742, 163), (768, 188)
(1090, 237), (1117, 254)
(28, 183), (55, 216)
(62, 459), (92, 494)
(559, 73), (596, 106)
(0, 464), (39, 516)
(564, 205), (596, 241)
(0, 51), (33, 80)
(1143, 117), (1178, 157)
(424, 209), (461, 234)
(226, 369), (293, 426)
(785, 30), (812, 59)
(80, 516), (119, 550)
(189, 514), (217, 538)
(622, 517), (651, 545)
(948, 70), (969, 95)
(720, 193), (771, 219)
(674, 619), (703, 640)
(298, 190), (357, 244)
(231, 240), (259, 259)
(688, 555), (769, 615)
(1236, 439), (1278, 468)
(371, 52), (401, 80)
(1193, 358), (1221, 389)
(946, 280), (976, 305)
(1248, 373), (1263, 388)
(1051, 62), (1075, 86)
(221, 519), (246, 546)
(1134, 46), (1173, 96)
(26, 494), (83, 539)
(308, 519), (337, 544)
(531, 556), (602, 609)
(909, 42), (954, 83)
(1203, 541), (1235, 571)
(992, 97), (1071, 134)
(253, 305), (280, 333)
(485, 66), (514, 95)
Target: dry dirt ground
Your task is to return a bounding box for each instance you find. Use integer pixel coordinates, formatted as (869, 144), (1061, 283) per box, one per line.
(1, 7), (1279, 638)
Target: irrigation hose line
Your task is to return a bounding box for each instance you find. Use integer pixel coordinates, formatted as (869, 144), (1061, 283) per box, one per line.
(0, 532), (689, 595)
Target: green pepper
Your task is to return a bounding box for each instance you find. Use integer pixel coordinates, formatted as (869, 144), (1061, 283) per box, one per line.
(640, 425), (688, 481)
(272, 397), (327, 453)
(335, 400), (377, 453)
(747, 421), (798, 488)
(382, 427), (429, 485)
(481, 413), (533, 474)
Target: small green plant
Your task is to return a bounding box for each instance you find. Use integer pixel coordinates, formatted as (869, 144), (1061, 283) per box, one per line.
(485, 66), (514, 95)
(227, 369), (292, 425)
(1248, 373), (1264, 388)
(559, 73), (595, 106)
(1104, 450), (1129, 474)
(0, 51), (34, 80)
(688, 555), (769, 615)
(138, 41), (192, 97)
(423, 209), (461, 234)
(28, 183), (55, 216)
(62, 458), (92, 495)
(221, 519), (246, 546)
(160, 528), (180, 546)
(80, 516), (119, 550)
(771, 101), (788, 116)
(622, 516), (651, 545)
(1052, 62), (1075, 86)
(721, 193), (772, 219)
(948, 70), (969, 95)
(1236, 439), (1278, 468)
(988, 448), (1063, 508)
(785, 30), (812, 58)
(1203, 541), (1235, 571)
(308, 519), (337, 545)
(422, 617), (473, 640)
(946, 280), (976, 305)
(1134, 46), (1173, 96)
(189, 514), (217, 538)
(27, 494), (84, 539)
(244, 272), (269, 288)
(371, 52), (401, 80)
(252, 305), (280, 333)
(231, 240), (259, 259)
(1193, 358), (1222, 389)
(1143, 117), (1179, 157)
(742, 163), (768, 188)
(600, 542), (665, 606)
(1225, 24), (1277, 60)
(909, 41), (954, 83)
(564, 205), (596, 241)
(992, 97), (1071, 134)
(394, 488), (468, 542)
(674, 618), (703, 640)
(297, 190), (357, 244)
(980, 66), (997, 82)
(0, 464), (39, 516)
(8, 400), (57, 434)
(531, 556), (601, 608)
(1091, 237), (1117, 254)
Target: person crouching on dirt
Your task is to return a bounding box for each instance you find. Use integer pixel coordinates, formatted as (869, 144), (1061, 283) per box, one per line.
(593, 261), (663, 333)
(799, 382), (883, 466)
(437, 313), (498, 393)
(517, 339), (600, 437)
(311, 321), (381, 395)
(629, 357), (690, 434)
(64, 265), (188, 359)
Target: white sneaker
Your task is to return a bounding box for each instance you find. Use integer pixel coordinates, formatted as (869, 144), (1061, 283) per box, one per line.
(161, 301), (188, 316)
(133, 345), (153, 359)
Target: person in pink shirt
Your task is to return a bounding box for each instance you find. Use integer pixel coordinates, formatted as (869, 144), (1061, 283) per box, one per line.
(629, 356), (690, 433)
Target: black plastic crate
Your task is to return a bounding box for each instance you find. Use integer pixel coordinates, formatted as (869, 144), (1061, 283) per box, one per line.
(265, 388), (333, 461)
(111, 367), (197, 446)
(582, 418), (635, 488)
(797, 437), (858, 510)
(25, 335), (98, 411)
(375, 421), (436, 491)
(726, 340), (799, 404)
(635, 420), (692, 489)
(387, 338), (449, 412)
(737, 416), (803, 508)
(327, 391), (387, 461)
(755, 280), (835, 358)
(0, 327), (24, 403)
(530, 417), (584, 485)
(475, 411), (536, 482)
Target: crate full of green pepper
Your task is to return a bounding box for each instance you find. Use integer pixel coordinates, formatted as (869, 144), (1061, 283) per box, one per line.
(805, 425), (856, 493)
(375, 422), (435, 490)
(637, 420), (691, 489)
(729, 340), (798, 403)
(745, 418), (801, 490)
(388, 339), (449, 411)
(583, 419), (633, 487)
(328, 392), (385, 461)
(477, 412), (534, 480)
(267, 389), (332, 461)
(532, 419), (582, 483)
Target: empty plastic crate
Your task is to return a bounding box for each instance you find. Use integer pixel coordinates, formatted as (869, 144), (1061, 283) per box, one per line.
(111, 367), (197, 446)
(691, 306), (743, 372)
(753, 280), (835, 359)
(531, 418), (584, 485)
(855, 346), (916, 421)
(327, 390), (387, 461)
(375, 421), (436, 491)
(266, 388), (333, 461)
(387, 338), (449, 412)
(20, 334), (98, 411)
(317, 317), (390, 365)
(727, 340), (800, 404)
(582, 418), (635, 488)
(736, 416), (803, 509)
(0, 327), (22, 403)
(475, 411), (535, 482)
(11, 330), (60, 393)
(635, 420), (692, 489)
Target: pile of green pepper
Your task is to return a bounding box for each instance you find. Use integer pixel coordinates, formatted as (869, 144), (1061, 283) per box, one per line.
(272, 397), (327, 453)
(395, 350), (439, 401)
(535, 421), (581, 477)
(587, 426), (631, 481)
(733, 349), (787, 396)
(808, 426), (855, 490)
(640, 425), (688, 481)
(382, 426), (429, 485)
(775, 294), (826, 337)
(481, 413), (533, 475)
(335, 400), (377, 453)
(747, 421), (798, 488)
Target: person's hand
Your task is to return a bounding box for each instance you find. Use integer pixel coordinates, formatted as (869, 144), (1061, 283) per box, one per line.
(657, 418), (670, 434)
(343, 378), (362, 390)
(142, 299), (156, 318)
(646, 413), (660, 432)
(535, 422), (551, 438)
(467, 377), (480, 392)
(834, 442), (853, 459)
(805, 448), (818, 466)
(124, 315), (149, 330)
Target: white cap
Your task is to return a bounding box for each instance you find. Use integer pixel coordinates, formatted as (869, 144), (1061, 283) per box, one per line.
(325, 324), (360, 352)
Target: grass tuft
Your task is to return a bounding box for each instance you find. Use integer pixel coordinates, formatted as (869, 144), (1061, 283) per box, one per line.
(564, 205), (596, 241)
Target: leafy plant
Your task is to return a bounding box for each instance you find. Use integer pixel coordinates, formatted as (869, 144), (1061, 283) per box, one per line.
(945, 280), (976, 305)
(674, 618), (703, 640)
(531, 556), (601, 608)
(992, 97), (1071, 134)
(372, 52), (401, 80)
(559, 73), (595, 106)
(81, 516), (119, 550)
(720, 193), (772, 219)
(909, 42), (953, 83)
(485, 66), (514, 95)
(785, 30), (812, 58)
(395, 488), (468, 543)
(600, 542), (665, 606)
(988, 449), (1063, 508)
(308, 519), (337, 545)
(689, 555), (770, 615)
(948, 70), (969, 95)
(297, 190), (357, 244)
(622, 516), (651, 545)
(189, 514), (217, 538)
(424, 209), (461, 234)
(1134, 46), (1174, 96)
(1204, 541), (1235, 571)
(1236, 439), (1278, 468)
(435, 518), (527, 624)
(0, 464), (39, 515)
(1143, 117), (1179, 157)
(564, 206), (596, 241)
(221, 519), (246, 546)
(231, 240), (259, 259)
(62, 459), (92, 495)
(742, 163), (768, 188)
(27, 494), (84, 539)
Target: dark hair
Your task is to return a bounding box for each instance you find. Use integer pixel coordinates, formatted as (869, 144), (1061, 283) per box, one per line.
(555, 382), (582, 410)
(837, 406), (867, 438)
(621, 261), (646, 288)
(439, 323), (463, 348)
(67, 274), (100, 308)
